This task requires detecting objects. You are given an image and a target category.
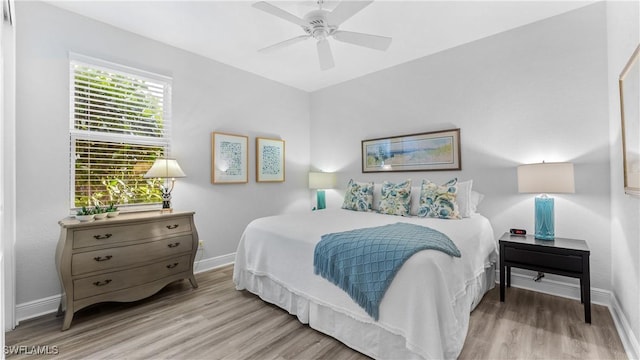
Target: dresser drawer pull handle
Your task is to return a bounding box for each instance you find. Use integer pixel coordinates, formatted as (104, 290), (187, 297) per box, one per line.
(93, 233), (113, 240)
(93, 279), (112, 287)
(166, 224), (179, 230)
(166, 263), (179, 269)
(167, 242), (180, 248)
(93, 255), (113, 262)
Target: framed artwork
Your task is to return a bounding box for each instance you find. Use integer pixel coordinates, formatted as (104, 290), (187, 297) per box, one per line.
(620, 44), (640, 196)
(362, 128), (461, 173)
(256, 137), (285, 182)
(211, 132), (248, 184)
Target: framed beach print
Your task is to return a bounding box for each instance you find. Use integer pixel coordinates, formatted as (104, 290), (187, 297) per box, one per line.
(620, 44), (640, 196)
(256, 137), (285, 182)
(211, 132), (248, 184)
(362, 128), (461, 173)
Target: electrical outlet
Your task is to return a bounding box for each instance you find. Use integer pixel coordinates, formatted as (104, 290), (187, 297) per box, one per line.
(198, 240), (204, 248)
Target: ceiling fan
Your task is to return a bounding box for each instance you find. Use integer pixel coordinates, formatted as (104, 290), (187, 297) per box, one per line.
(253, 0), (392, 71)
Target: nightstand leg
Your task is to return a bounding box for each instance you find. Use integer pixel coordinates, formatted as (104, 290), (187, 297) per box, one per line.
(579, 278), (584, 303)
(499, 246), (505, 302)
(506, 267), (511, 287)
(583, 255), (591, 323)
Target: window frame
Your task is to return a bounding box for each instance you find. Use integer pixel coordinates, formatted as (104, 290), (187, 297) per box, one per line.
(69, 53), (173, 212)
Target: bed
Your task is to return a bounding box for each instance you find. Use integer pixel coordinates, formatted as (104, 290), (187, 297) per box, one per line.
(233, 208), (498, 359)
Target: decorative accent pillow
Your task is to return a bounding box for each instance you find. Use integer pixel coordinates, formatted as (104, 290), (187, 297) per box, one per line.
(378, 180), (412, 216)
(342, 179), (374, 212)
(417, 178), (460, 219)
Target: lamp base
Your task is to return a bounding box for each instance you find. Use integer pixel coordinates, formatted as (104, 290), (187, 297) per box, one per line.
(535, 196), (555, 240)
(161, 189), (173, 213)
(317, 190), (326, 210)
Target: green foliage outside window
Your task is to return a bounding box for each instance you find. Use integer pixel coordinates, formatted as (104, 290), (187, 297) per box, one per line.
(72, 63), (169, 208)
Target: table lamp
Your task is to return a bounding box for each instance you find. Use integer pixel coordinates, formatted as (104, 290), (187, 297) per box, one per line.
(144, 158), (186, 213)
(309, 172), (336, 210)
(517, 162), (574, 240)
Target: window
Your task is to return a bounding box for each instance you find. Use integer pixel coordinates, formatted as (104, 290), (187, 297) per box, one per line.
(70, 54), (172, 209)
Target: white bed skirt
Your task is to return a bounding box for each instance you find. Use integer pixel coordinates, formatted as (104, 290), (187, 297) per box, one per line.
(235, 263), (496, 359)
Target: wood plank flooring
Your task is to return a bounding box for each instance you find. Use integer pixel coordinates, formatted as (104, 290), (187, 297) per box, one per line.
(5, 265), (627, 359)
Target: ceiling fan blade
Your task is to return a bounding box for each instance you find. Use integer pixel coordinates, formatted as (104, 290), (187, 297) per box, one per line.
(258, 35), (311, 53)
(332, 30), (391, 51)
(327, 0), (373, 26)
(317, 39), (335, 71)
(252, 1), (307, 27)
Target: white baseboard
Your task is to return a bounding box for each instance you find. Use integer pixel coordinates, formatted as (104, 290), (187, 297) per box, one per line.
(610, 293), (640, 359)
(194, 252), (235, 274)
(13, 253), (237, 325)
(15, 294), (60, 324)
(500, 270), (610, 306)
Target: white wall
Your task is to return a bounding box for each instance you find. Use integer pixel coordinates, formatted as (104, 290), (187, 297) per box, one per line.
(2, 0), (15, 332)
(14, 1), (310, 306)
(607, 1), (640, 356)
(311, 3), (612, 291)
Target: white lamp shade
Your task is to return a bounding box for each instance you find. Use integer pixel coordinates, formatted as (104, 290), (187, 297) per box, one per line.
(309, 172), (336, 189)
(144, 158), (186, 179)
(517, 162), (575, 194)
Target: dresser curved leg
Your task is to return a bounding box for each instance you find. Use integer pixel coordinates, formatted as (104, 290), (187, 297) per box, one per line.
(189, 275), (198, 289)
(61, 310), (74, 331)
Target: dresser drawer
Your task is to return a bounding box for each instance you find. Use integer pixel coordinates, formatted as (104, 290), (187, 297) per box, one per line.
(504, 247), (582, 273)
(73, 254), (191, 300)
(72, 216), (192, 249)
(71, 235), (193, 275)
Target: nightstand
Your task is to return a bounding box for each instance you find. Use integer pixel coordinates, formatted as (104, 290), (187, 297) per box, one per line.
(499, 232), (591, 323)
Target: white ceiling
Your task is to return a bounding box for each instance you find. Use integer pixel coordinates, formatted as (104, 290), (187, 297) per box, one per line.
(45, 0), (593, 92)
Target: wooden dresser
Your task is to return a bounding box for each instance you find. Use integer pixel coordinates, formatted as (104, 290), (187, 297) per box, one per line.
(56, 210), (199, 330)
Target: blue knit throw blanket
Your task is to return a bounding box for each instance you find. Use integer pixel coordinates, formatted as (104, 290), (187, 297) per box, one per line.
(313, 222), (461, 320)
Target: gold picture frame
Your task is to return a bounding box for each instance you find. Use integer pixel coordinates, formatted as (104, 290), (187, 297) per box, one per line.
(256, 137), (285, 182)
(211, 132), (248, 184)
(362, 129), (461, 173)
(620, 44), (640, 196)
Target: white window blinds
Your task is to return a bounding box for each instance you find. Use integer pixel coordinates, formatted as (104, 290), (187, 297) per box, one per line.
(70, 54), (172, 209)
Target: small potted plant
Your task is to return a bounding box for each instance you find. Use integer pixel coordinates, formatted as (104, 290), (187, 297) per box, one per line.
(75, 206), (95, 222)
(93, 205), (108, 220)
(106, 203), (120, 218)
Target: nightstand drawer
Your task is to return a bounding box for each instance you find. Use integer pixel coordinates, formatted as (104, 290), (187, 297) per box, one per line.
(72, 216), (192, 249)
(71, 234), (194, 275)
(73, 254), (191, 300)
(504, 247), (582, 273)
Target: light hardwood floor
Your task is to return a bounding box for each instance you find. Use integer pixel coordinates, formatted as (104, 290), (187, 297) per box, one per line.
(5, 265), (627, 359)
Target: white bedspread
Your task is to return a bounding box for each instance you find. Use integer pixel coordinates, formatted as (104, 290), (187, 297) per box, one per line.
(233, 209), (498, 359)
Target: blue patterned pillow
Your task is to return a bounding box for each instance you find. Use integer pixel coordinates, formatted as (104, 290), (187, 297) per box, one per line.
(378, 180), (412, 216)
(417, 178), (460, 219)
(342, 179), (374, 212)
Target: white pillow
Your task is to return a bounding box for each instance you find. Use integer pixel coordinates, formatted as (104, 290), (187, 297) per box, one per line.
(372, 183), (382, 210)
(470, 190), (485, 213)
(410, 186), (421, 215)
(457, 180), (473, 218)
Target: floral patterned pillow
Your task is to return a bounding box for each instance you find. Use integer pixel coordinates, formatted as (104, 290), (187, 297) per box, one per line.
(417, 178), (460, 219)
(378, 180), (412, 216)
(342, 179), (374, 212)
